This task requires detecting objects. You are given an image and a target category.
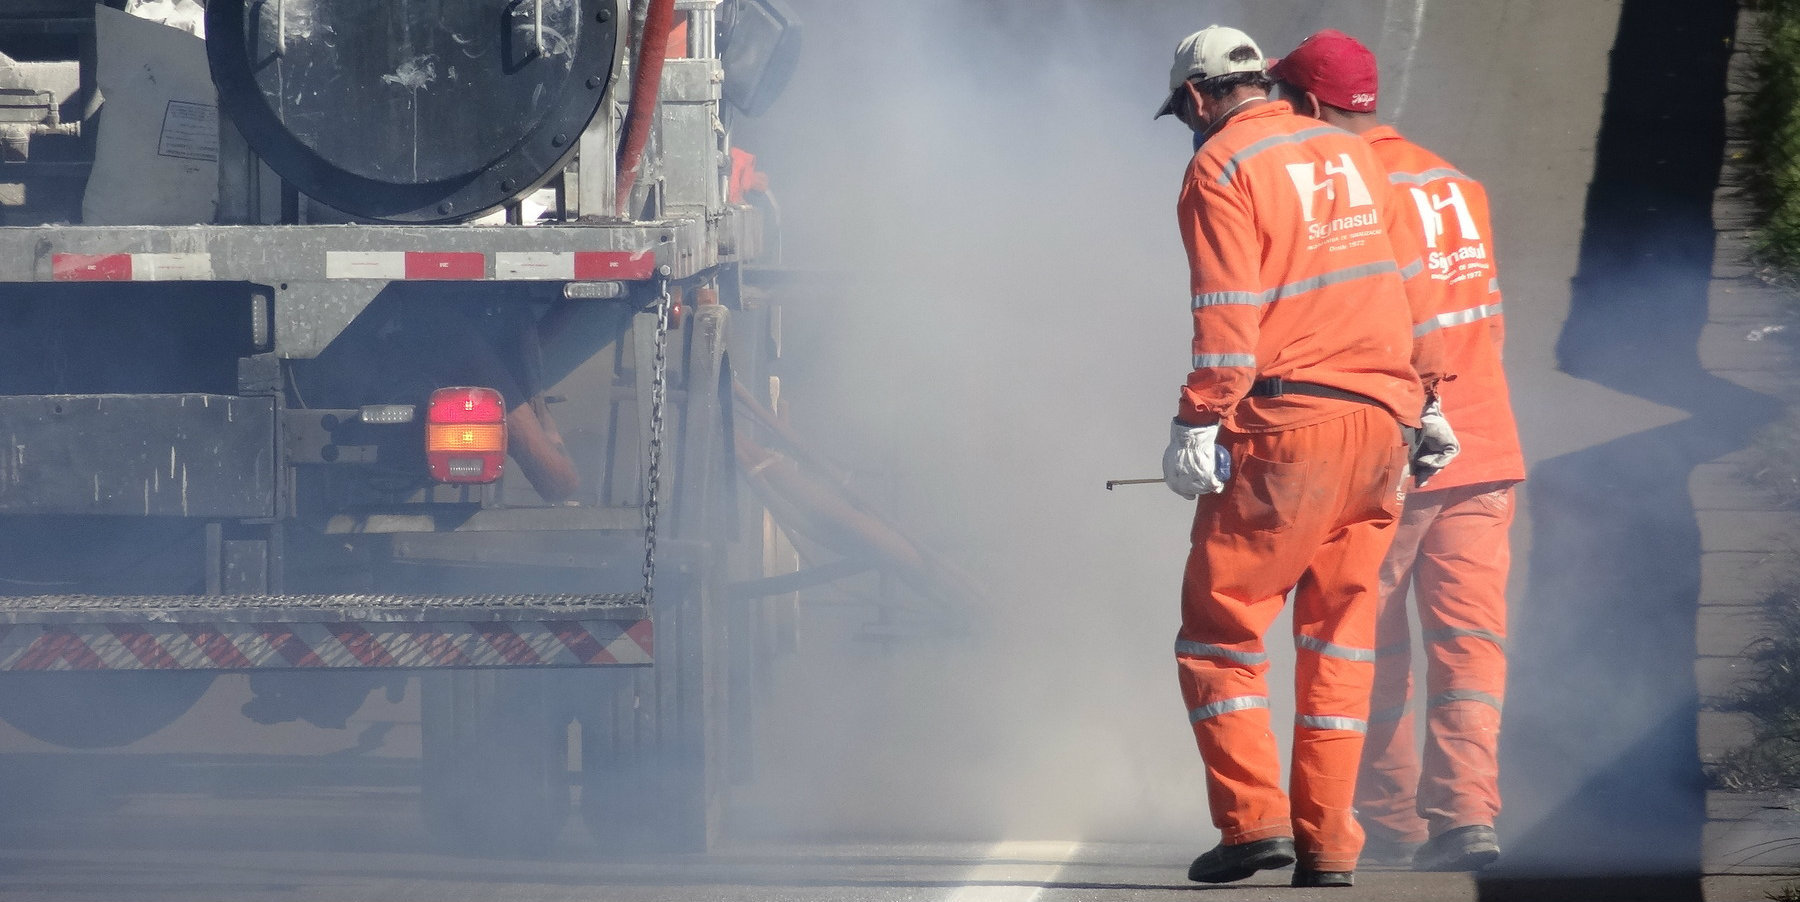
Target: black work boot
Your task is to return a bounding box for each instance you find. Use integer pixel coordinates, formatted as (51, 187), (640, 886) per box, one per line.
(1292, 868), (1355, 887)
(1413, 824), (1501, 872)
(1186, 836), (1297, 883)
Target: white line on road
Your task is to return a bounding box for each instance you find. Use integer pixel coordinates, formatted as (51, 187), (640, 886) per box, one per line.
(1380, 0), (1430, 120)
(944, 840), (1082, 902)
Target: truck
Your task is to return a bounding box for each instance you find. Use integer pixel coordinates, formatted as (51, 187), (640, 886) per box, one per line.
(0, 0), (850, 854)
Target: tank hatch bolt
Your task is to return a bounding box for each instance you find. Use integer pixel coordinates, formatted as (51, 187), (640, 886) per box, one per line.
(438, 202), (453, 215)
(552, 133), (568, 147)
(501, 178), (518, 192)
(597, 7), (611, 21)
(658, 264), (672, 276)
(587, 76), (604, 89)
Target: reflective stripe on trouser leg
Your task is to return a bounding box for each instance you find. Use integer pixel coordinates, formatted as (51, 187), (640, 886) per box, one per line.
(1178, 406), (1404, 869)
(1287, 412), (1401, 873)
(1190, 696), (1270, 722)
(1413, 483), (1514, 833)
(1298, 714), (1368, 732)
(1177, 590), (1287, 845)
(1295, 633), (1377, 662)
(1355, 490), (1444, 844)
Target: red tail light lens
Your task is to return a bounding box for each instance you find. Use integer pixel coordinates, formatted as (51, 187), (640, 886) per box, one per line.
(426, 387), (507, 483)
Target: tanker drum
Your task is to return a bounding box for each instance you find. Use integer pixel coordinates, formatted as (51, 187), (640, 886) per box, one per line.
(205, 0), (621, 223)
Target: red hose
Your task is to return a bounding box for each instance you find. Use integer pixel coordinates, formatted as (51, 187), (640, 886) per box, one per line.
(615, 0), (675, 217)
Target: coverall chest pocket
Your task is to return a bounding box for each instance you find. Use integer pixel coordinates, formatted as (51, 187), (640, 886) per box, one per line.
(1225, 454), (1321, 534)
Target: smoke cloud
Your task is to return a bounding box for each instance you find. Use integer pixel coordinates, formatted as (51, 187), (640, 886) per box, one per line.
(729, 1), (1410, 845)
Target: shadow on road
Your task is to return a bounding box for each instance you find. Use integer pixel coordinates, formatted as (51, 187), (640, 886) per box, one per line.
(1489, 0), (1777, 900)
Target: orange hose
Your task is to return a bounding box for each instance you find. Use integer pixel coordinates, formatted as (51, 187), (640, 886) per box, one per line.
(506, 400), (582, 504)
(615, 0), (676, 217)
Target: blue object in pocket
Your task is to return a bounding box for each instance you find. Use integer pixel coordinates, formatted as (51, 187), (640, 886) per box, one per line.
(1216, 444), (1233, 483)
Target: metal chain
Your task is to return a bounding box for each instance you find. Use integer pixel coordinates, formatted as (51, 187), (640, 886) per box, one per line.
(641, 279), (673, 601)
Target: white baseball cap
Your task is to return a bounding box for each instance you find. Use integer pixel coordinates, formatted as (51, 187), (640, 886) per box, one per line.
(1154, 25), (1266, 118)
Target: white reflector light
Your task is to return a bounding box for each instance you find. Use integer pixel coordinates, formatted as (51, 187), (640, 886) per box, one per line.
(445, 457), (487, 477)
(563, 281), (626, 299)
(359, 404), (416, 425)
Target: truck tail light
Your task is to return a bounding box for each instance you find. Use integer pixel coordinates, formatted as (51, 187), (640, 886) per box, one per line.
(426, 387), (507, 483)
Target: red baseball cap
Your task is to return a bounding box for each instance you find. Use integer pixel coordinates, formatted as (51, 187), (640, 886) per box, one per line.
(1268, 29), (1379, 113)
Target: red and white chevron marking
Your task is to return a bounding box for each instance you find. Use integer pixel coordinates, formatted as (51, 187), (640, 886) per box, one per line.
(0, 620), (653, 671)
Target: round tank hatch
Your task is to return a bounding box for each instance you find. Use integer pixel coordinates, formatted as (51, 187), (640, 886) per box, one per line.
(206, 0), (620, 223)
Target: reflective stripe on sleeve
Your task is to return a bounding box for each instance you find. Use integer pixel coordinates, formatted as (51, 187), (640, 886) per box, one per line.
(1400, 258), (1426, 281)
(1429, 689), (1503, 712)
(1275, 260), (1399, 302)
(1215, 126), (1344, 186)
(1298, 714), (1368, 733)
(1192, 262), (1401, 314)
(1489, 277), (1501, 295)
(1296, 633), (1376, 662)
(1414, 302), (1504, 338)
(1176, 639), (1269, 666)
(1388, 167), (1469, 186)
(1193, 353), (1257, 369)
(1193, 291), (1264, 309)
(1375, 642), (1410, 658)
(1189, 696), (1269, 723)
(1423, 627), (1507, 650)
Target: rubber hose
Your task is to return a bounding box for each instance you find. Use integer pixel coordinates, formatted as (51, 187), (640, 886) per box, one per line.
(615, 0), (676, 217)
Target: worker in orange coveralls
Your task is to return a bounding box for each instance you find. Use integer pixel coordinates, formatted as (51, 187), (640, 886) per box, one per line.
(1154, 24), (1458, 889)
(1271, 30), (1524, 874)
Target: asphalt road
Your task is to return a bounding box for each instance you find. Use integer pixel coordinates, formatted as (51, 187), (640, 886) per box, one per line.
(0, 798), (1481, 902)
(0, 0), (1781, 900)
(0, 783), (1782, 902)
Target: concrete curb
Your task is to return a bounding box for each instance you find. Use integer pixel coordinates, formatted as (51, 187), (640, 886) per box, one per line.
(1699, 3), (1800, 877)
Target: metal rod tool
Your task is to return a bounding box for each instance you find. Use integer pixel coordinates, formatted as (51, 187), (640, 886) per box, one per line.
(1104, 478), (1164, 491)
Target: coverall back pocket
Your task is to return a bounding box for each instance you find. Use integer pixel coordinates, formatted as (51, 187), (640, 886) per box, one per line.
(1226, 454), (1318, 534)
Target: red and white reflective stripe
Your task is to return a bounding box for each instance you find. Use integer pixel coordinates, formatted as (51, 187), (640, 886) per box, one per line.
(0, 619), (654, 671)
(494, 250), (658, 281)
(53, 253), (214, 282)
(325, 251), (486, 280)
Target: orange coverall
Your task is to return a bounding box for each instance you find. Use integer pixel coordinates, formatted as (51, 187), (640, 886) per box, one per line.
(1354, 126), (1525, 845)
(1175, 101), (1443, 872)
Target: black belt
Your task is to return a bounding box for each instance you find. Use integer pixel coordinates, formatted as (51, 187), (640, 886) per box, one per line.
(1247, 377), (1385, 409)
(1248, 377), (1420, 451)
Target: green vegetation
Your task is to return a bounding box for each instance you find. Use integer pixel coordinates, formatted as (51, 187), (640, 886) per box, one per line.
(1749, 0), (1800, 268)
(1713, 565), (1800, 791)
(1743, 412), (1800, 508)
(1716, 412), (1800, 789)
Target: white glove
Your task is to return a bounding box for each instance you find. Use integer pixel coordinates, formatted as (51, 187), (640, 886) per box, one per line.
(1162, 419), (1227, 500)
(1411, 397), (1460, 486)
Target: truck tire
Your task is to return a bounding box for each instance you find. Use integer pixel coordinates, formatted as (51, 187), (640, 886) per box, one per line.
(0, 671), (214, 749)
(419, 670), (571, 857)
(577, 305), (742, 853)
(579, 566), (724, 853)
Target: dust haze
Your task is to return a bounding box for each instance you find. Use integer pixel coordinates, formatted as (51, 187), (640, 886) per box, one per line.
(0, 0), (1738, 884)
(733, 1), (1752, 885)
(731, 1), (1410, 845)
